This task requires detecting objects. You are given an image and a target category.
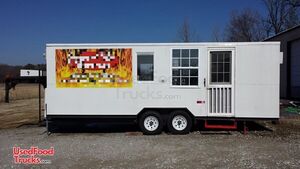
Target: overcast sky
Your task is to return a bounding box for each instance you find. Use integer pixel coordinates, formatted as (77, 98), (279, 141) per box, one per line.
(0, 0), (266, 65)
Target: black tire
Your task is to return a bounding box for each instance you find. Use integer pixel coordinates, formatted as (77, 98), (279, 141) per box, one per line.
(167, 110), (192, 135)
(139, 111), (163, 135)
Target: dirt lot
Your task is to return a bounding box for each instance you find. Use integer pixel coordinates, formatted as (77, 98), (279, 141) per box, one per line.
(0, 98), (44, 129)
(0, 84), (299, 168)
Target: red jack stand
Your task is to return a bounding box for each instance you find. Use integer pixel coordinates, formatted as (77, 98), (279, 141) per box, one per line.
(204, 120), (237, 129)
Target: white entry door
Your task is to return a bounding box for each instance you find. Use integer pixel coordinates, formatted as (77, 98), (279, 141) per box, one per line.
(207, 49), (235, 117)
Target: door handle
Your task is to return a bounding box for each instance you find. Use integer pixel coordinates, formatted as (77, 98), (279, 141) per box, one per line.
(204, 78), (206, 87)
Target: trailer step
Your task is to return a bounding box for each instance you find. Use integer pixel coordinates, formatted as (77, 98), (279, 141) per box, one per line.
(204, 120), (237, 129)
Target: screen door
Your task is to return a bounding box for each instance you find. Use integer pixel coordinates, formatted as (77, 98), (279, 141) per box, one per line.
(207, 50), (234, 117)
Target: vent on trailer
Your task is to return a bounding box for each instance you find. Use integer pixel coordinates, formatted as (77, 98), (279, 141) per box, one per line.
(208, 87), (232, 115)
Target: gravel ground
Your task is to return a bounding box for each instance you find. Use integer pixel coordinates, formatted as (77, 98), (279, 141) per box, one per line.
(0, 122), (299, 169)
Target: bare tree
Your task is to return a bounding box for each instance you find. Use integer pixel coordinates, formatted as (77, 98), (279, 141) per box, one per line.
(178, 18), (190, 42)
(225, 9), (266, 42)
(177, 18), (200, 42)
(211, 26), (224, 42)
(262, 0), (300, 36)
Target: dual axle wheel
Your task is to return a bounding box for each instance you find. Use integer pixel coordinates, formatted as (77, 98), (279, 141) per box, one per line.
(139, 110), (192, 135)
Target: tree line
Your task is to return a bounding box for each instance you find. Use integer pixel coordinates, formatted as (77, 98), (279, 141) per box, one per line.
(178, 0), (300, 42)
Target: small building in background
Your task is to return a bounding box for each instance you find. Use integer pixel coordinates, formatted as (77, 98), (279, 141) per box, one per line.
(265, 25), (300, 100)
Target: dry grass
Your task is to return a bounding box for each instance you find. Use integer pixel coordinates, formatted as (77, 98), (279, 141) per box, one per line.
(0, 83), (44, 103)
(0, 83), (44, 129)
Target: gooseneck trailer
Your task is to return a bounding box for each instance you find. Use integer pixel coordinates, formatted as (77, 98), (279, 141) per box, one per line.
(45, 42), (282, 134)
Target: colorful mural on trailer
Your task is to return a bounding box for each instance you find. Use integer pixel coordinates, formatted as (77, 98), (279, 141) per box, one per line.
(56, 48), (132, 88)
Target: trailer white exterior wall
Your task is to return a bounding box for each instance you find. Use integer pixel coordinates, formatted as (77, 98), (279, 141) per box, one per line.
(45, 42), (281, 122)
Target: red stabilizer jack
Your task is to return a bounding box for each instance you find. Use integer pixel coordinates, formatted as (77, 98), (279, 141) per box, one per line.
(204, 120), (237, 129)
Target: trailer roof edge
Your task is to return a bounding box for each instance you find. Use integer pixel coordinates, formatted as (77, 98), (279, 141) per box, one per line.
(46, 42), (280, 47)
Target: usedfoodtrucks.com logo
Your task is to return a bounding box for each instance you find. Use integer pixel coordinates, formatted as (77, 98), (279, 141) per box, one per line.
(13, 146), (55, 164)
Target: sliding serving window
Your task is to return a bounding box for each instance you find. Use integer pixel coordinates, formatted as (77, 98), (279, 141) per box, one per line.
(137, 54), (154, 81)
(172, 49), (199, 86)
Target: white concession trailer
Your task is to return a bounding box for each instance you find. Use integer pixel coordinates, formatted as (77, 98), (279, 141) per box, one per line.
(45, 42), (282, 134)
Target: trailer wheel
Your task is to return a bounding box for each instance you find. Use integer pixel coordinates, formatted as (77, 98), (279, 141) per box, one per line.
(139, 111), (163, 135)
(167, 110), (192, 134)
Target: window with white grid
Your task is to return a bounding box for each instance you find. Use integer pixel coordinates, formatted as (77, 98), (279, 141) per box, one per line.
(172, 49), (199, 86)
